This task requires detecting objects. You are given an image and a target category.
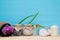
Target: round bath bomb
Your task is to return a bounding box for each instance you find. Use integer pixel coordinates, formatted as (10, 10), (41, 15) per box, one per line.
(23, 29), (32, 36)
(39, 28), (51, 36)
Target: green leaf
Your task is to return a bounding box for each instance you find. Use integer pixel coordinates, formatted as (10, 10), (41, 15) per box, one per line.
(40, 25), (45, 28)
(28, 12), (39, 24)
(18, 15), (35, 24)
(35, 24), (45, 28)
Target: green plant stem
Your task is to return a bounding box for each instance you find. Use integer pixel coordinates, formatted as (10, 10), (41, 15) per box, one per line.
(18, 15), (35, 24)
(40, 25), (45, 28)
(28, 12), (39, 24)
(35, 24), (45, 28)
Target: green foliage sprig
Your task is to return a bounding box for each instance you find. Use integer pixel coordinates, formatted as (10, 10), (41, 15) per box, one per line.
(18, 12), (39, 24)
(18, 11), (45, 28)
(28, 12), (39, 24)
(18, 15), (34, 24)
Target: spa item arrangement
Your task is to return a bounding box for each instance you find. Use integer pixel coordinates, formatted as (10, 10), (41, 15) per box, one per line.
(0, 12), (59, 37)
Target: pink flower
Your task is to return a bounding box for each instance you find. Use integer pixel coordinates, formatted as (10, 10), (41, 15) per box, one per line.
(2, 25), (14, 35)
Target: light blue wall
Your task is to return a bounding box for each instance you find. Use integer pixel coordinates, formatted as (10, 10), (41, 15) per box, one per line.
(0, 0), (60, 34)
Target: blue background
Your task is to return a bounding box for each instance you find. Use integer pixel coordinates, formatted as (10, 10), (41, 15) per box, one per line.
(0, 0), (60, 34)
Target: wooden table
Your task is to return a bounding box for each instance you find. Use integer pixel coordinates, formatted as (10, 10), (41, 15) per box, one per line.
(0, 36), (60, 40)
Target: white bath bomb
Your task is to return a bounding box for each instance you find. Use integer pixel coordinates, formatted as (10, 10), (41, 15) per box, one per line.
(23, 29), (32, 36)
(39, 29), (51, 36)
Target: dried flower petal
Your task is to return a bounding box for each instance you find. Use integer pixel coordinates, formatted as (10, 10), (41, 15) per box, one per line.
(2, 25), (14, 35)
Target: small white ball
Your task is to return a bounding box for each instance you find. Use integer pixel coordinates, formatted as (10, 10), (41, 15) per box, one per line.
(39, 28), (51, 37)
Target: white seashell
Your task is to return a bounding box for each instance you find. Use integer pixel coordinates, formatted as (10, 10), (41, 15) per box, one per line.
(23, 29), (32, 36)
(14, 24), (22, 31)
(39, 28), (51, 37)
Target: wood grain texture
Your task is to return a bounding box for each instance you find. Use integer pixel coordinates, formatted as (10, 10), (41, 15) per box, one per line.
(0, 36), (60, 40)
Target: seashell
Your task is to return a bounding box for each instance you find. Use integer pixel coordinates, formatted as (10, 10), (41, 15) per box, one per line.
(12, 29), (19, 36)
(24, 24), (33, 31)
(13, 24), (22, 31)
(12, 29), (23, 36)
(23, 28), (32, 36)
(18, 29), (23, 36)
